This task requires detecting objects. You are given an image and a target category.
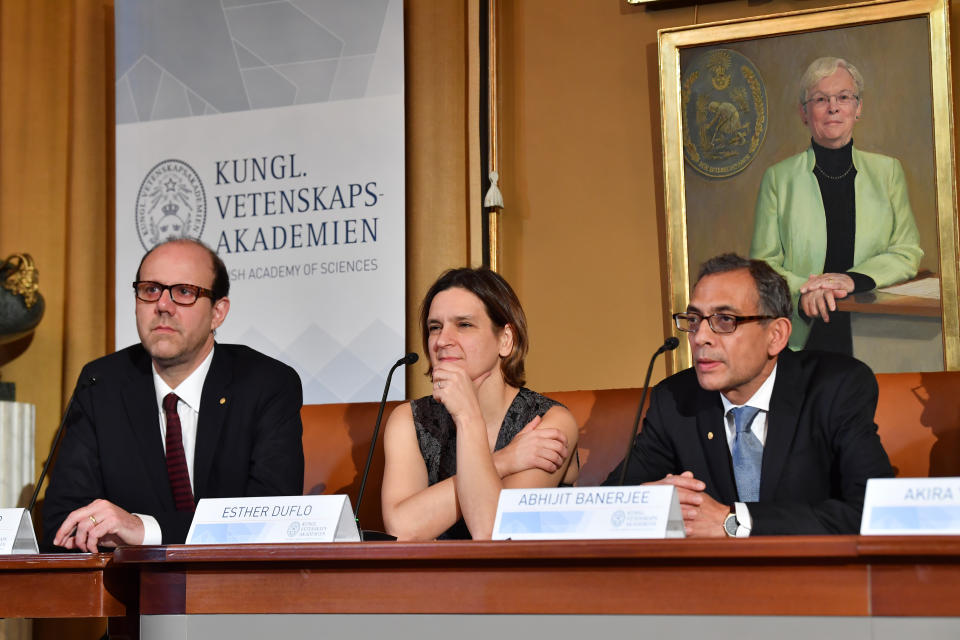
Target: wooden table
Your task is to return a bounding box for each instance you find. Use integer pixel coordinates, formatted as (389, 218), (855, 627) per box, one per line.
(837, 289), (941, 318)
(4, 538), (960, 639)
(0, 553), (129, 618)
(109, 536), (960, 639)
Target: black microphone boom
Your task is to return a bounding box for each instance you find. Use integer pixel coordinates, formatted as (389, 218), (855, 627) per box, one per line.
(27, 376), (97, 513)
(354, 352), (418, 540)
(617, 338), (679, 486)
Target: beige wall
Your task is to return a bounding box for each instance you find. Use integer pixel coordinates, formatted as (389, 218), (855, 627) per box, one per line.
(498, 1), (694, 393)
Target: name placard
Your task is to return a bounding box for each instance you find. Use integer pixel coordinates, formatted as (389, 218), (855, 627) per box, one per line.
(0, 508), (39, 554)
(861, 477), (960, 535)
(492, 485), (684, 540)
(185, 495), (360, 545)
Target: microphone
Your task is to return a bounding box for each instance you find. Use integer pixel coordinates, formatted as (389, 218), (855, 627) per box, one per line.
(617, 338), (680, 486)
(354, 352), (419, 541)
(27, 375), (97, 513)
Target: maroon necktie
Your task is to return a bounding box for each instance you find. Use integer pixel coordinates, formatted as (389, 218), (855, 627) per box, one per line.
(163, 393), (195, 512)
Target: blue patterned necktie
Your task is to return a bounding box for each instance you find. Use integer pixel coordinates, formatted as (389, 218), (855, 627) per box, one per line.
(730, 406), (763, 502)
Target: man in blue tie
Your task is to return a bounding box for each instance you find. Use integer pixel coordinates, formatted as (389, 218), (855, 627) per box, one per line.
(607, 253), (893, 536)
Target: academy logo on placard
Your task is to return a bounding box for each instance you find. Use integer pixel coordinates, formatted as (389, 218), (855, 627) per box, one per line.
(611, 510), (625, 528)
(135, 159), (206, 250)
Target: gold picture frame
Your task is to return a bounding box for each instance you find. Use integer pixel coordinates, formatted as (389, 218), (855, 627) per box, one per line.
(658, 0), (959, 373)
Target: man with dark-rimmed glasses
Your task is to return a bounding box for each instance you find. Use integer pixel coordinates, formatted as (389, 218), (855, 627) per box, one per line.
(44, 239), (304, 550)
(606, 253), (893, 536)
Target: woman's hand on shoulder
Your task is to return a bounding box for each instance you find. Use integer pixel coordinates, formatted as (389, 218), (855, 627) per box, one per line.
(501, 405), (579, 488)
(493, 414), (569, 477)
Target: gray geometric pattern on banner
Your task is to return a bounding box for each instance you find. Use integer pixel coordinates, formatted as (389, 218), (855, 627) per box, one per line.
(235, 320), (404, 404)
(115, 0), (396, 123)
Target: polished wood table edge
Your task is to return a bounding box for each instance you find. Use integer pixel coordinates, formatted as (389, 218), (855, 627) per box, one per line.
(0, 553), (131, 619)
(112, 536), (875, 565)
(0, 552), (113, 569)
(837, 292), (941, 317)
(856, 535), (960, 556)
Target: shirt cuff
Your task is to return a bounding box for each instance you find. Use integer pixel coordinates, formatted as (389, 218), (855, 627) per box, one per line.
(846, 271), (876, 294)
(135, 514), (162, 545)
(734, 502), (753, 537)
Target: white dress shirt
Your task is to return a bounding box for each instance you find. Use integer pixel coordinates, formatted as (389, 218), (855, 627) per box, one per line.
(135, 347), (215, 545)
(718, 363), (778, 536)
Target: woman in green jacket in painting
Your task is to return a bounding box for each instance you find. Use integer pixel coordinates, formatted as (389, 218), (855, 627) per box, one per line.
(750, 57), (922, 354)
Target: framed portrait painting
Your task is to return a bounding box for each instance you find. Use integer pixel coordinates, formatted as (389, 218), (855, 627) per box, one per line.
(658, 0), (958, 374)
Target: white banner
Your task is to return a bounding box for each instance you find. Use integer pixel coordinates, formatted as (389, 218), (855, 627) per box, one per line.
(114, 0), (405, 403)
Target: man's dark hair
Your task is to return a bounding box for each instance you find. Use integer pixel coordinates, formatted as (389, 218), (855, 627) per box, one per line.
(696, 253), (792, 318)
(136, 239), (230, 301)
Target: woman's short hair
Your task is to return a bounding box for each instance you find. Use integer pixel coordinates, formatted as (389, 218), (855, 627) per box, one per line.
(799, 57), (865, 106)
(419, 267), (529, 388)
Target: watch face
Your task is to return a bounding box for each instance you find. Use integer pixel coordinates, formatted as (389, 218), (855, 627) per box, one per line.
(724, 513), (738, 536)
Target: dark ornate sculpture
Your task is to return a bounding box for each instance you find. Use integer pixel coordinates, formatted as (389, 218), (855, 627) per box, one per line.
(0, 254), (45, 400)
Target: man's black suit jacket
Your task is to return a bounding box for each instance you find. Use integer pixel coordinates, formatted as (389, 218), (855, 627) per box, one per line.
(43, 343), (305, 546)
(606, 349), (893, 534)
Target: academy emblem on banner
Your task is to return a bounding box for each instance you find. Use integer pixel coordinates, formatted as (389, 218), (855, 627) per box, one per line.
(135, 159), (207, 250)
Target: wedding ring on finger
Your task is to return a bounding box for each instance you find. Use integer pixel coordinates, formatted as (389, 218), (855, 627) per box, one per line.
(89, 515), (98, 526)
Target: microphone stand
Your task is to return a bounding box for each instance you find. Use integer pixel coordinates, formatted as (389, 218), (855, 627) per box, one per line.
(617, 338), (679, 486)
(355, 353), (418, 541)
(27, 377), (96, 513)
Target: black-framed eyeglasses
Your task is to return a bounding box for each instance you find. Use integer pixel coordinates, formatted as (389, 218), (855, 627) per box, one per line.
(133, 281), (214, 306)
(672, 312), (776, 335)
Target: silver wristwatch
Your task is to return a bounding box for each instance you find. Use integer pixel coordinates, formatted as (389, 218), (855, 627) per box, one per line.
(723, 511), (739, 537)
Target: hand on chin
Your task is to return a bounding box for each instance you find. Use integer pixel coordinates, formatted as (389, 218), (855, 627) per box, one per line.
(432, 360), (489, 423)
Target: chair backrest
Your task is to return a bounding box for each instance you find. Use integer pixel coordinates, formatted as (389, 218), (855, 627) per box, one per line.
(301, 400), (401, 533)
(874, 370), (960, 478)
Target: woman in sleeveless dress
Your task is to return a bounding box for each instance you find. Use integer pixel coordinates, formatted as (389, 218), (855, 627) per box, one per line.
(381, 268), (579, 540)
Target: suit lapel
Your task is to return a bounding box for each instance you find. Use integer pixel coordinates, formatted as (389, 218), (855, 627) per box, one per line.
(760, 351), (802, 501)
(120, 348), (175, 510)
(193, 345), (232, 498)
(694, 387), (738, 504)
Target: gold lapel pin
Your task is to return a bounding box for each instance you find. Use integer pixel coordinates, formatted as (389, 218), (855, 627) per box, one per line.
(707, 431), (714, 440)
(219, 397), (226, 405)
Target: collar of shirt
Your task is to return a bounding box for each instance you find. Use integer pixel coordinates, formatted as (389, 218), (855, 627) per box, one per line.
(719, 363), (778, 452)
(153, 346), (216, 414)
